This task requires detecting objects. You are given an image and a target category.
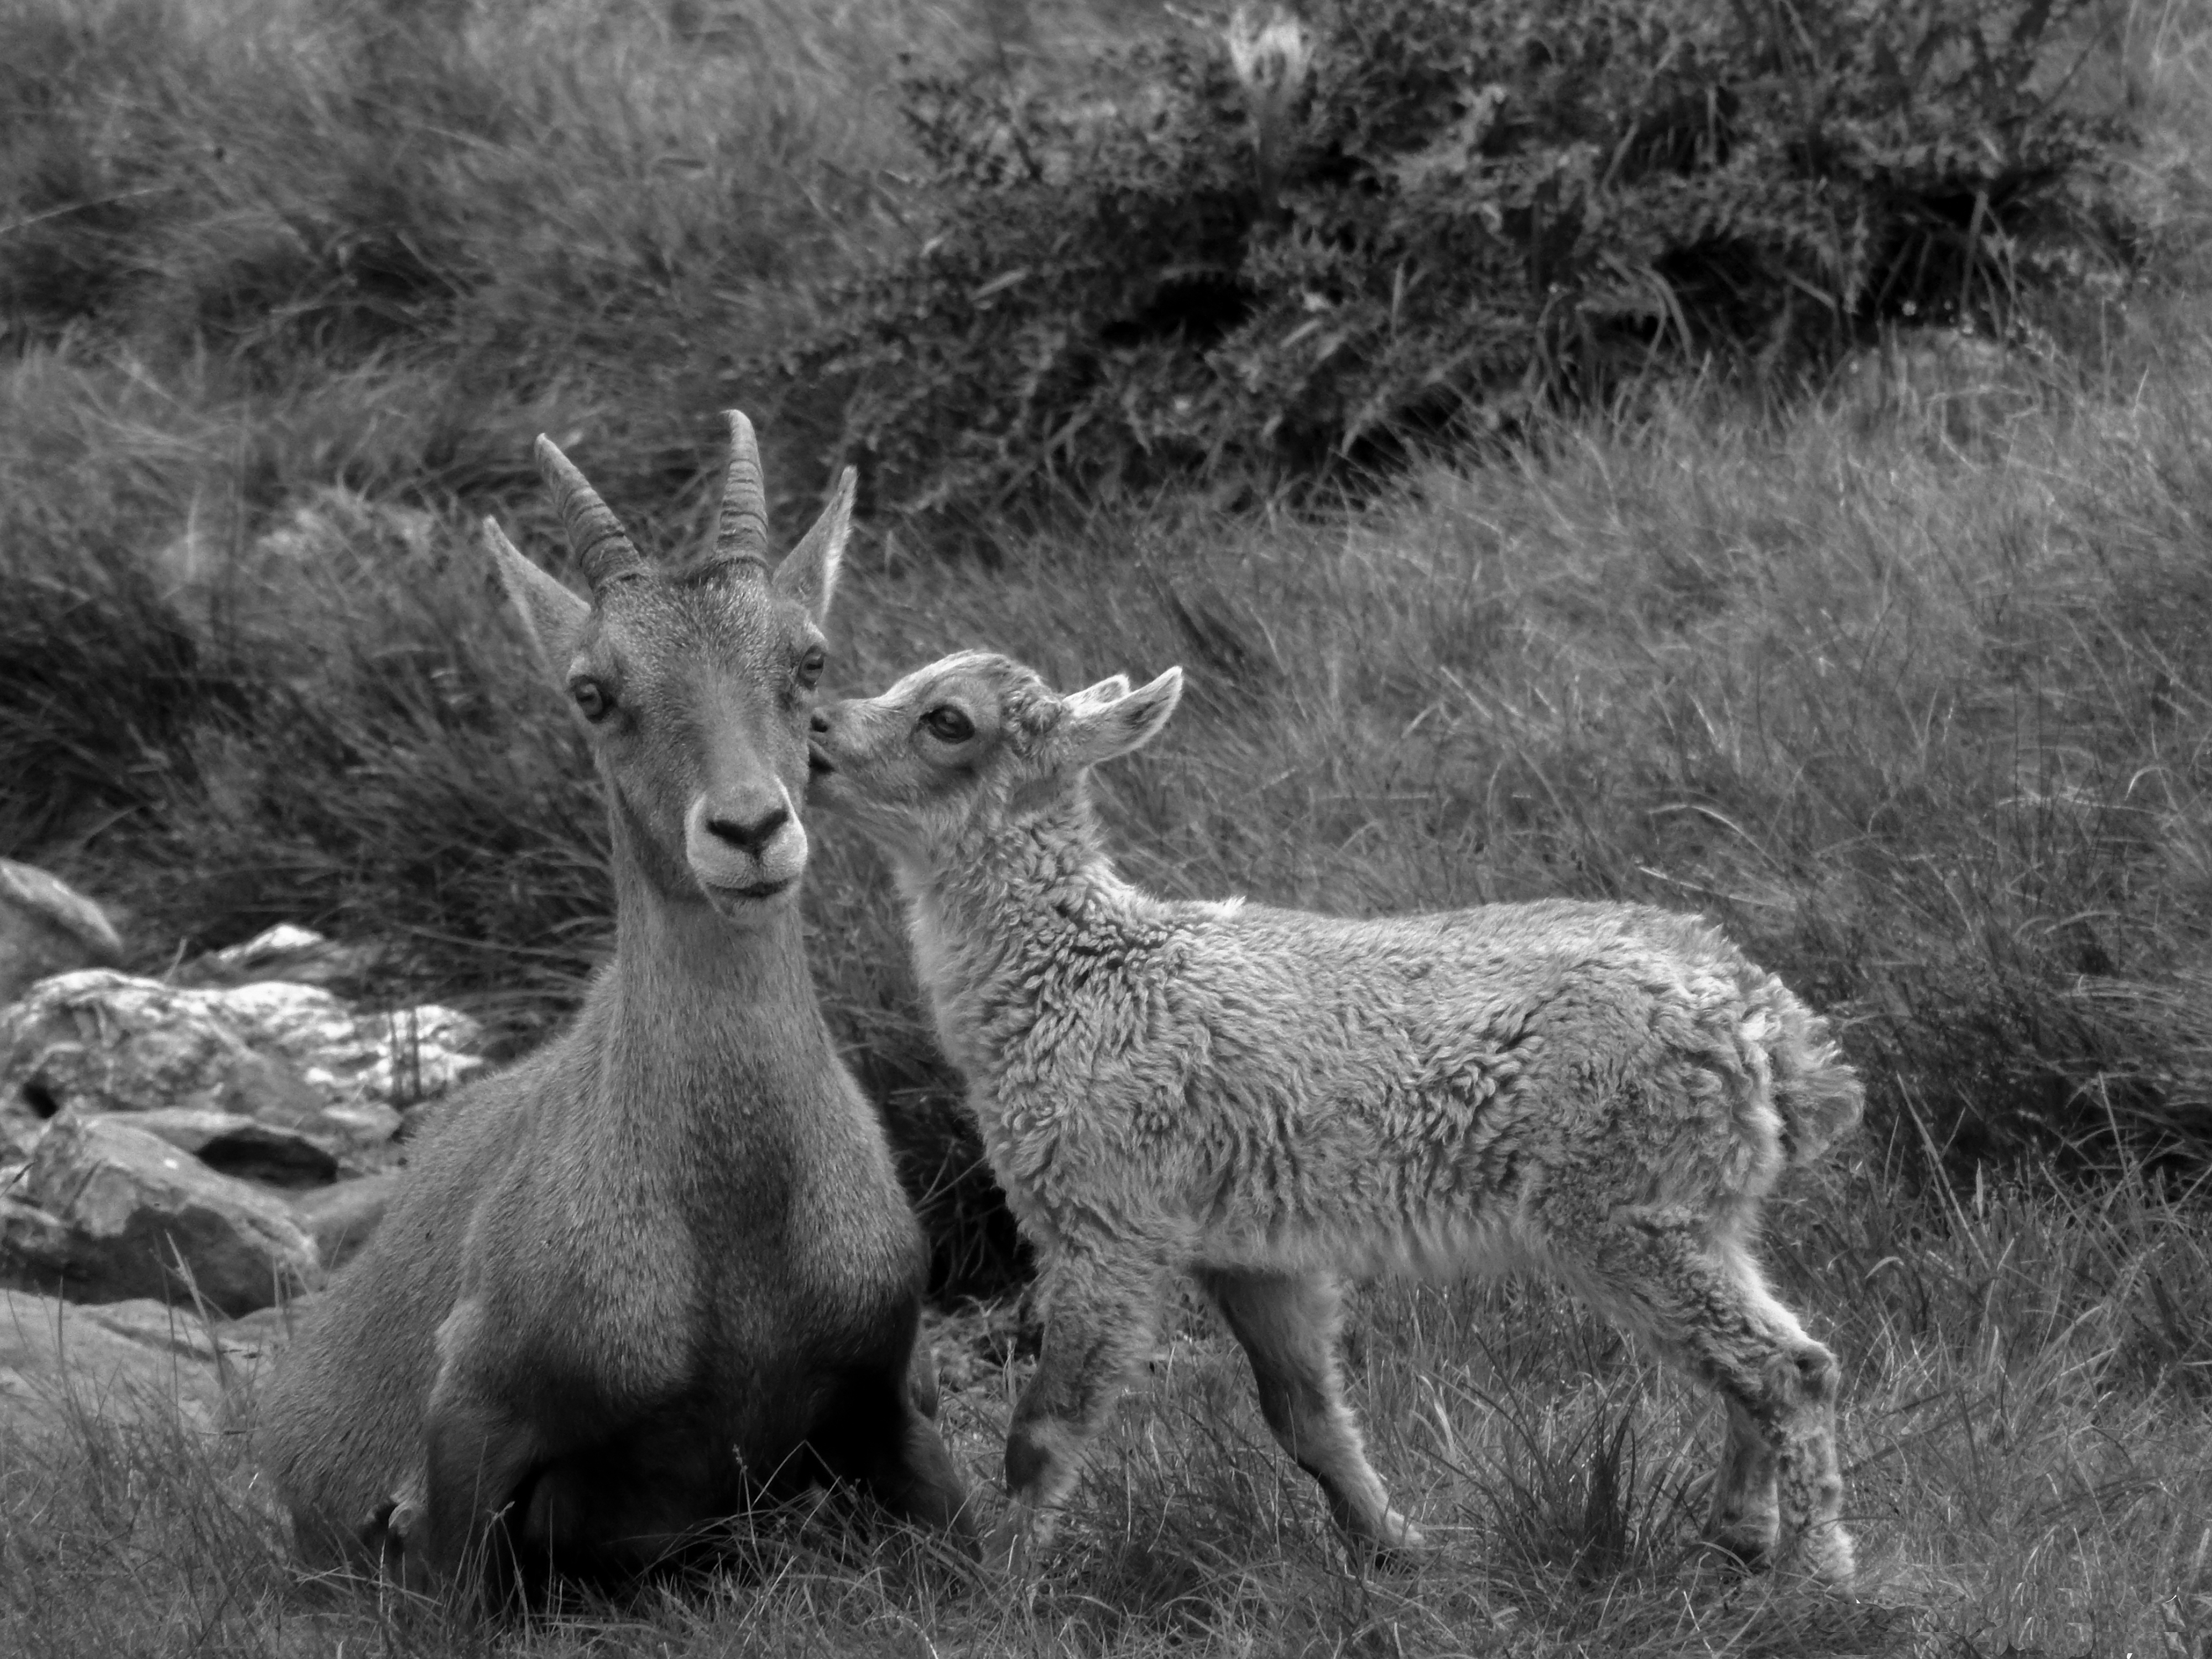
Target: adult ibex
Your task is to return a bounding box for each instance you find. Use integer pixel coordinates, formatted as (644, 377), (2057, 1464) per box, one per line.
(258, 416), (972, 1601)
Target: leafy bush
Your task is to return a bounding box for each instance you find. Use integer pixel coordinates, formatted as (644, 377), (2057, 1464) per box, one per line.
(790, 0), (2140, 517)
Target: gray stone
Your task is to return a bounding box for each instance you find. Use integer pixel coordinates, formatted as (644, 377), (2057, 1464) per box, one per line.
(212, 979), (485, 1113)
(0, 971), (482, 1146)
(1, 1193), (76, 1285)
(120, 1108), (341, 1190)
(173, 924), (385, 992)
(290, 1173), (403, 1271)
(4, 1117), (320, 1316)
(0, 860), (124, 1007)
(220, 1296), (312, 1364)
(0, 971), (328, 1126)
(1, 1288), (227, 1438)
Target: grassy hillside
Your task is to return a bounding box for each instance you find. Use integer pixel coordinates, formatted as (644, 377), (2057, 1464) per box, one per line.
(7, 1156), (2210, 1655)
(4, 0), (2212, 1652)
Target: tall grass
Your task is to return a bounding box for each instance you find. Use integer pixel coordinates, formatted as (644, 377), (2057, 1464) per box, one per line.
(805, 344), (2212, 1182)
(4, 1143), (2208, 1655)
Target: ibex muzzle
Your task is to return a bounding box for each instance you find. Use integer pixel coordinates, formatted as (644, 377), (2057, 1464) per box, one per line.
(683, 726), (807, 901)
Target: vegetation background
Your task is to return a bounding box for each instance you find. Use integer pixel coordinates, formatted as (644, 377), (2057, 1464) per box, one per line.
(3, 0), (2211, 1653)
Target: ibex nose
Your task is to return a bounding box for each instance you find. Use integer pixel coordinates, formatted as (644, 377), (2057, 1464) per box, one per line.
(808, 709), (830, 735)
(705, 804), (790, 857)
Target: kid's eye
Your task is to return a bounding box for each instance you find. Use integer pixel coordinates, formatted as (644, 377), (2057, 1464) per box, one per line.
(922, 706), (974, 743)
(797, 646), (826, 690)
(571, 679), (614, 722)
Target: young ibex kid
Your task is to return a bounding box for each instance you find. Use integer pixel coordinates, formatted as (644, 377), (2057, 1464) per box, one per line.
(807, 650), (1861, 1586)
(258, 418), (972, 1603)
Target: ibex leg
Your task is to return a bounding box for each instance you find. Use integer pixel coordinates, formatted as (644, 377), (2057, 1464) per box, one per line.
(811, 1361), (977, 1548)
(990, 1247), (1169, 1571)
(1199, 1267), (1423, 1556)
(420, 1383), (544, 1609)
(1546, 1209), (1854, 1587)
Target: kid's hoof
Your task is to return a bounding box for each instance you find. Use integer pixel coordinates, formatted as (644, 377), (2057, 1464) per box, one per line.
(1349, 1511), (1428, 1571)
(1780, 1520), (1858, 1590)
(1384, 1521), (1429, 1554)
(1705, 1515), (1780, 1567)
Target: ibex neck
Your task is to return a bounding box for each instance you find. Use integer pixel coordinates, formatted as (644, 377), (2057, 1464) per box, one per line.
(596, 853), (830, 1105)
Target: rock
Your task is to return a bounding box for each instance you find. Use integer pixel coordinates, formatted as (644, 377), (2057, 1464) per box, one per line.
(3, 1117), (320, 1316)
(172, 924), (384, 992)
(1, 1194), (77, 1284)
(67, 1294), (290, 1373)
(213, 980), (484, 1113)
(0, 970), (328, 1127)
(290, 1173), (403, 1271)
(1, 1288), (227, 1438)
(0, 970), (483, 1146)
(220, 1296), (311, 1360)
(0, 859), (123, 1006)
(120, 1108), (340, 1190)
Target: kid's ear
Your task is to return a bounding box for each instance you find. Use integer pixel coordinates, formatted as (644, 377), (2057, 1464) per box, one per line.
(1063, 672), (1133, 714)
(772, 466), (854, 627)
(1063, 667), (1184, 765)
(483, 518), (589, 672)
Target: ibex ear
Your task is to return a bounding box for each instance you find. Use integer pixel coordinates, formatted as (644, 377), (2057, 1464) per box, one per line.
(483, 518), (588, 671)
(773, 466), (855, 627)
(1063, 667), (1184, 765)
(1063, 673), (1133, 715)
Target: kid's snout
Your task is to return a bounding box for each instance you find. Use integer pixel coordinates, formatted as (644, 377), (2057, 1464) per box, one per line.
(807, 707), (838, 778)
(807, 701), (878, 795)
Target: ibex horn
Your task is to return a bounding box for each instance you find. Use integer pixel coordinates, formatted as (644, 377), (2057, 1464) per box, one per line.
(713, 409), (771, 570)
(535, 435), (645, 590)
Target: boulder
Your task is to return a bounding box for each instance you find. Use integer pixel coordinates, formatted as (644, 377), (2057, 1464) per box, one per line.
(120, 1108), (341, 1189)
(172, 923), (384, 992)
(1, 1194), (77, 1284)
(0, 860), (123, 1006)
(0, 971), (328, 1127)
(291, 1172), (404, 1271)
(211, 979), (483, 1120)
(3, 1116), (319, 1316)
(0, 970), (483, 1146)
(1, 1288), (228, 1438)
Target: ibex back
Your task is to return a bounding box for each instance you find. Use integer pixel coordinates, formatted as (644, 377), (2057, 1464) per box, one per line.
(256, 415), (971, 1601)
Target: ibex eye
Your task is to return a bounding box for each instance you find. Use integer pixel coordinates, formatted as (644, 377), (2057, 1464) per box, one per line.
(570, 679), (614, 722)
(797, 647), (826, 690)
(922, 706), (974, 743)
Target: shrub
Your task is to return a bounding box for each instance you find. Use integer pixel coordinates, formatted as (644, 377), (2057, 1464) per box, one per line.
(789, 0), (2141, 519)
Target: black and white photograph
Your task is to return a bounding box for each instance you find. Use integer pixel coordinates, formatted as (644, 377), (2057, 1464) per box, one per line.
(2, 1), (2207, 1652)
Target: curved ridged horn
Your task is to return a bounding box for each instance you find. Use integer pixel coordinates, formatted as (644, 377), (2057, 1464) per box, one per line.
(713, 409), (771, 570)
(535, 435), (645, 589)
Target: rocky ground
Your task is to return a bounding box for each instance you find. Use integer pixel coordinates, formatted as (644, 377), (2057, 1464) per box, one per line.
(0, 857), (486, 1442)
